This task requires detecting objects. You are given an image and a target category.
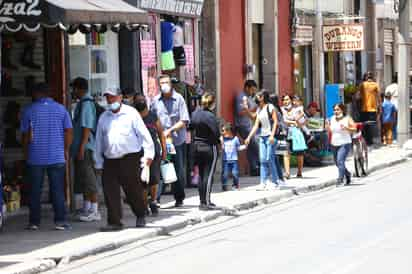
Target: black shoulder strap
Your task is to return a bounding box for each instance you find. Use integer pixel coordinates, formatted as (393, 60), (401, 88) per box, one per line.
(266, 104), (274, 130)
(75, 98), (95, 121)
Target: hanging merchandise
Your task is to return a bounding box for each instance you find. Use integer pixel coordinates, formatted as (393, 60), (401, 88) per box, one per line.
(160, 21), (176, 71)
(173, 23), (186, 66)
(161, 51), (176, 71)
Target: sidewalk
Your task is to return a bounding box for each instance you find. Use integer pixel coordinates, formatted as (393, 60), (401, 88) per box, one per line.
(1, 145), (411, 274)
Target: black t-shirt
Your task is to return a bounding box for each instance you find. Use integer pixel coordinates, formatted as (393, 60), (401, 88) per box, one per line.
(143, 110), (161, 156)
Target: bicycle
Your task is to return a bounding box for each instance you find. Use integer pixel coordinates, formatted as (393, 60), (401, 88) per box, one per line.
(352, 121), (375, 177)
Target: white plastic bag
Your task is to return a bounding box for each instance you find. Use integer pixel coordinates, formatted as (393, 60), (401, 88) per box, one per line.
(160, 161), (178, 184)
(141, 165), (150, 184)
(140, 158), (151, 184)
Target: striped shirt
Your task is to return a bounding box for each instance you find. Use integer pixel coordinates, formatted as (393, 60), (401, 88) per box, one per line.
(21, 98), (73, 165)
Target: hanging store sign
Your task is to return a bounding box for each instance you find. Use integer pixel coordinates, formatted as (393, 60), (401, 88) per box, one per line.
(292, 25), (313, 45)
(322, 24), (364, 52)
(138, 0), (204, 17)
(0, 0), (44, 23)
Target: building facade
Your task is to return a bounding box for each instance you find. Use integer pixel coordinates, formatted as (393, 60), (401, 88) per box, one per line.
(201, 0), (292, 123)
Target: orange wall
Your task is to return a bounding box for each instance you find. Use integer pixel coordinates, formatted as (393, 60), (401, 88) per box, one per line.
(219, 0), (246, 123)
(278, 0), (293, 96)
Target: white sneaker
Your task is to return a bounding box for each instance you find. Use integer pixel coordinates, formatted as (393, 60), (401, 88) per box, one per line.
(266, 183), (279, 191)
(256, 183), (267, 191)
(277, 179), (287, 186)
(79, 211), (102, 222)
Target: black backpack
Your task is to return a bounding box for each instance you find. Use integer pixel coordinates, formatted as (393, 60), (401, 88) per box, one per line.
(264, 104), (287, 139)
(75, 98), (106, 133)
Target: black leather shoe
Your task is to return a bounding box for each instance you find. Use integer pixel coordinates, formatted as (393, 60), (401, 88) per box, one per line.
(136, 217), (146, 228)
(174, 201), (184, 208)
(199, 204), (209, 211)
(149, 202), (159, 216)
(345, 173), (352, 185)
(100, 224), (123, 232)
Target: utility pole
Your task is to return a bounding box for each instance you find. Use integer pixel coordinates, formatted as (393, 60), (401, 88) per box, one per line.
(314, 0), (325, 113)
(397, 0), (410, 145)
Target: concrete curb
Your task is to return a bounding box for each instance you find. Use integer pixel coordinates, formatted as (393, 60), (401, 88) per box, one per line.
(0, 260), (56, 274)
(3, 151), (412, 274)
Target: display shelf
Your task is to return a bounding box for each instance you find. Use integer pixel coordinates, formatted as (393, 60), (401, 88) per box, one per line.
(69, 30), (119, 97)
(90, 73), (108, 79)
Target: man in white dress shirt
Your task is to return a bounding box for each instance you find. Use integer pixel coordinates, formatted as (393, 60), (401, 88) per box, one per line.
(95, 88), (154, 231)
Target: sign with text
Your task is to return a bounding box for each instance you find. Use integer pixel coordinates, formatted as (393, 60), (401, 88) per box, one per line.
(0, 0), (45, 23)
(323, 24), (364, 52)
(138, 0), (204, 17)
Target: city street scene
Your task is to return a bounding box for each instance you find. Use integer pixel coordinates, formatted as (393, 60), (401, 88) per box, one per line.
(1, 0), (412, 274)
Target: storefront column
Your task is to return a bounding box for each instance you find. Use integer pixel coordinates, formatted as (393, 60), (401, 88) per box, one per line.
(44, 29), (68, 106)
(44, 28), (71, 206)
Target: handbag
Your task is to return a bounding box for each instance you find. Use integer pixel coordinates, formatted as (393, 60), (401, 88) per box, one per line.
(276, 139), (289, 155)
(160, 160), (178, 184)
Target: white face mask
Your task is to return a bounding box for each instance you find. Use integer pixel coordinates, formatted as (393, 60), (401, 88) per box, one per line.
(161, 83), (171, 94)
(108, 101), (121, 112)
(336, 113), (344, 119)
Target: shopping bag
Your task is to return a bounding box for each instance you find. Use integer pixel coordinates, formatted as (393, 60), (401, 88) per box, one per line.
(290, 127), (308, 152)
(160, 160), (178, 184)
(140, 164), (150, 184)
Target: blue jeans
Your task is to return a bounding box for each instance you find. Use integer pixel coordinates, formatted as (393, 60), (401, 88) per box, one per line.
(274, 155), (283, 180)
(28, 164), (66, 225)
(259, 136), (280, 184)
(222, 160), (239, 186)
(332, 144), (352, 180)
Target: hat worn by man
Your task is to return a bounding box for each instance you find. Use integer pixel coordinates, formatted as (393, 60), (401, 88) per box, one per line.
(103, 87), (122, 96)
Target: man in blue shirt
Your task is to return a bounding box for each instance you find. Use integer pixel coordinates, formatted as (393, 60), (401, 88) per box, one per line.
(70, 77), (100, 222)
(151, 74), (190, 207)
(21, 83), (73, 231)
(234, 80), (259, 176)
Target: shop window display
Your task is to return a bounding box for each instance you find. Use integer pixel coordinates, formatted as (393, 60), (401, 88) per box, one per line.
(69, 30), (119, 103)
(0, 30), (46, 214)
(140, 15), (159, 105)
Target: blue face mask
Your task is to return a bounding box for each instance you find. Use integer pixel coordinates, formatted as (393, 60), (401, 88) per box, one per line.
(108, 101), (121, 111)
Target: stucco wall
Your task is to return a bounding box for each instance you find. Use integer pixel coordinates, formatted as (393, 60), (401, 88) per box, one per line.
(219, 0), (246, 122)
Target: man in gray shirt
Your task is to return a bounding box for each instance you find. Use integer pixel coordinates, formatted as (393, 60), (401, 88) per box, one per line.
(151, 75), (190, 207)
(235, 80), (259, 176)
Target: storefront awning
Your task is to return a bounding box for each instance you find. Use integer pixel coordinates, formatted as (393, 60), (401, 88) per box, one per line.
(0, 0), (149, 32)
(136, 0), (204, 18)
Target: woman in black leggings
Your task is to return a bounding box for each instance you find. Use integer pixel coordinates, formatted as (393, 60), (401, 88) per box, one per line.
(191, 93), (221, 210)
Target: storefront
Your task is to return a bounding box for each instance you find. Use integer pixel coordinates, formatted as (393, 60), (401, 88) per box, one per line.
(0, 0), (148, 214)
(136, 0), (203, 103)
(292, 24), (314, 105)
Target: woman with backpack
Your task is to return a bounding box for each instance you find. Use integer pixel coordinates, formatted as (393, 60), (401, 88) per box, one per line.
(245, 90), (281, 190)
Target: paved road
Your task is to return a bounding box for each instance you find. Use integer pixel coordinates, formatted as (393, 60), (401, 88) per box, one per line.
(46, 161), (412, 274)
